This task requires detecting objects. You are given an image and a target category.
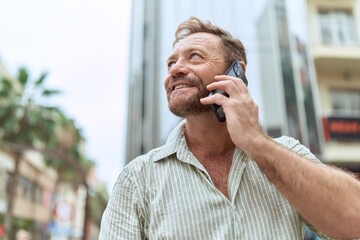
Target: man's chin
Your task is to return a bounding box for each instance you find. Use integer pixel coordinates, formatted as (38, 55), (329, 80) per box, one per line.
(169, 104), (212, 118)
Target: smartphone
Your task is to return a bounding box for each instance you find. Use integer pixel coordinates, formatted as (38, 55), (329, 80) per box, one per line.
(209, 61), (248, 122)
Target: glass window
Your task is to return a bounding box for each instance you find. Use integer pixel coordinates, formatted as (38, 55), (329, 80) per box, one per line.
(320, 14), (332, 44)
(318, 10), (358, 46)
(17, 175), (33, 201)
(330, 89), (360, 115)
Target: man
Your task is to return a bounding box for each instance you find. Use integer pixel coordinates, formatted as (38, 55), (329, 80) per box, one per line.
(99, 17), (360, 239)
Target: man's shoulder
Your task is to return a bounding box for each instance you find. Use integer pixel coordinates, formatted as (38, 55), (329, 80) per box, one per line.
(122, 120), (185, 176)
(273, 135), (299, 148)
(272, 135), (319, 162)
(125, 144), (175, 172)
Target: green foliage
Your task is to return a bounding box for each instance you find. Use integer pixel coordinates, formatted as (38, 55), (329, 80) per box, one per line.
(34, 71), (47, 86)
(0, 68), (58, 144)
(0, 67), (91, 182)
(17, 68), (29, 87)
(11, 217), (35, 230)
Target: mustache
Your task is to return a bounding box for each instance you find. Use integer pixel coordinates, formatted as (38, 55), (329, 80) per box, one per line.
(166, 75), (211, 100)
(170, 75), (199, 85)
(166, 75), (200, 94)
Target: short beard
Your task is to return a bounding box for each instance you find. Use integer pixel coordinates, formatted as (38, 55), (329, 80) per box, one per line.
(167, 76), (212, 118)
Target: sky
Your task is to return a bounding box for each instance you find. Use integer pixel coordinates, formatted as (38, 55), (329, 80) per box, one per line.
(0, 0), (305, 191)
(0, 0), (131, 190)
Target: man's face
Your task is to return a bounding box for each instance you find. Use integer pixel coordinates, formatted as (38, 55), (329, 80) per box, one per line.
(164, 32), (227, 118)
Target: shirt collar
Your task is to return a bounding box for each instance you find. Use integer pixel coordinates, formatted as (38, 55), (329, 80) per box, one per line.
(152, 119), (248, 168)
(152, 119), (187, 162)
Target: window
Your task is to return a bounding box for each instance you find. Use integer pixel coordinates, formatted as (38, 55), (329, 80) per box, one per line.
(319, 10), (358, 46)
(32, 183), (43, 204)
(6, 171), (12, 196)
(330, 89), (360, 115)
(18, 175), (32, 200)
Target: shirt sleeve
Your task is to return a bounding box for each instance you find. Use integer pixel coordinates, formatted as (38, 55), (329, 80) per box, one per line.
(99, 166), (146, 240)
(274, 136), (321, 164)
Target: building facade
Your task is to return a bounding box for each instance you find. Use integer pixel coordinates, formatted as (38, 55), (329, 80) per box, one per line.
(0, 149), (57, 239)
(256, 0), (321, 155)
(126, 0), (162, 163)
(305, 0), (360, 173)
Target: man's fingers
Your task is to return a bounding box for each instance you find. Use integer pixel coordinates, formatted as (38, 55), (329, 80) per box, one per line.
(200, 91), (228, 105)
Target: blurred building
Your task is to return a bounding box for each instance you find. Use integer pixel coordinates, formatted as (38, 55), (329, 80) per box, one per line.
(126, 0), (163, 162)
(0, 60), (12, 80)
(0, 149), (57, 239)
(256, 0), (360, 174)
(305, 0), (360, 173)
(256, 0), (321, 156)
(126, 0), (260, 163)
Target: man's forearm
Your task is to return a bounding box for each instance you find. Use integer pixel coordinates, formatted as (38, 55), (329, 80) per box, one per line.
(248, 136), (360, 238)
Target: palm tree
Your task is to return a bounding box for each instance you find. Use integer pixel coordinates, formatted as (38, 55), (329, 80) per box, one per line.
(0, 67), (72, 239)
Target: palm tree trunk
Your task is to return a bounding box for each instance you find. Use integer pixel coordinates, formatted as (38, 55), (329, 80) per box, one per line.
(3, 152), (21, 240)
(83, 185), (90, 240)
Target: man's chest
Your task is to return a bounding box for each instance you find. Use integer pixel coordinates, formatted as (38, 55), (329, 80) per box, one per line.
(143, 160), (304, 239)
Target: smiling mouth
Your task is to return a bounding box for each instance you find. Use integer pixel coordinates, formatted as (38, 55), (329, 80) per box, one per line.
(173, 84), (193, 91)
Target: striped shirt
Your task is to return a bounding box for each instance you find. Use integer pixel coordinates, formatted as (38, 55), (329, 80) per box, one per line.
(99, 120), (330, 240)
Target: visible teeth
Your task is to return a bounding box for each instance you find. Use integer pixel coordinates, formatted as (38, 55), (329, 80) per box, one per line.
(174, 84), (189, 90)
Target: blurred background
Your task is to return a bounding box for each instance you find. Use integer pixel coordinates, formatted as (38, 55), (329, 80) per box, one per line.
(0, 0), (359, 239)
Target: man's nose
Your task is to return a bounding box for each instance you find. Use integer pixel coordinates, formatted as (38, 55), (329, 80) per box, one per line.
(169, 61), (190, 77)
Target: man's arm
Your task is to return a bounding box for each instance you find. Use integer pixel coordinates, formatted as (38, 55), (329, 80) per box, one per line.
(249, 134), (360, 239)
(99, 167), (145, 239)
(202, 75), (360, 239)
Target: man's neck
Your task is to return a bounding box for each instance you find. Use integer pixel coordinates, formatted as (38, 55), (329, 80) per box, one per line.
(183, 113), (235, 198)
(184, 113), (236, 154)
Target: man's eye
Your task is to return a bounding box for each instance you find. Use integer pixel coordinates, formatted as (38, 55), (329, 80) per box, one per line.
(167, 61), (176, 69)
(190, 53), (200, 59)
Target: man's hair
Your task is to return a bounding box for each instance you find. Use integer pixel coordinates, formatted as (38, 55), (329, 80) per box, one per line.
(173, 16), (247, 66)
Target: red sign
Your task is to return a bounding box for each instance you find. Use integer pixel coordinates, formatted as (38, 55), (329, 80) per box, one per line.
(0, 224), (5, 237)
(323, 116), (360, 141)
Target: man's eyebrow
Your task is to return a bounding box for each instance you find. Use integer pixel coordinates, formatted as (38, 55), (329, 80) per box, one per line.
(166, 45), (209, 64)
(166, 53), (176, 63)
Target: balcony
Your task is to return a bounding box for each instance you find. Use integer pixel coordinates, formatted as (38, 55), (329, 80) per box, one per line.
(310, 10), (360, 73)
(312, 45), (360, 74)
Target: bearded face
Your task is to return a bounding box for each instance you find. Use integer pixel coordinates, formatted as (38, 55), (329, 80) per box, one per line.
(164, 33), (228, 118)
(166, 75), (212, 118)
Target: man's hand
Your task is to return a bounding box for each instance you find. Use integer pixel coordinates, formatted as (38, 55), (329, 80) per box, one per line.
(200, 74), (265, 155)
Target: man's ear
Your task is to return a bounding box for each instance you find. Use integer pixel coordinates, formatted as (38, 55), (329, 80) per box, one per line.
(240, 61), (246, 73)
